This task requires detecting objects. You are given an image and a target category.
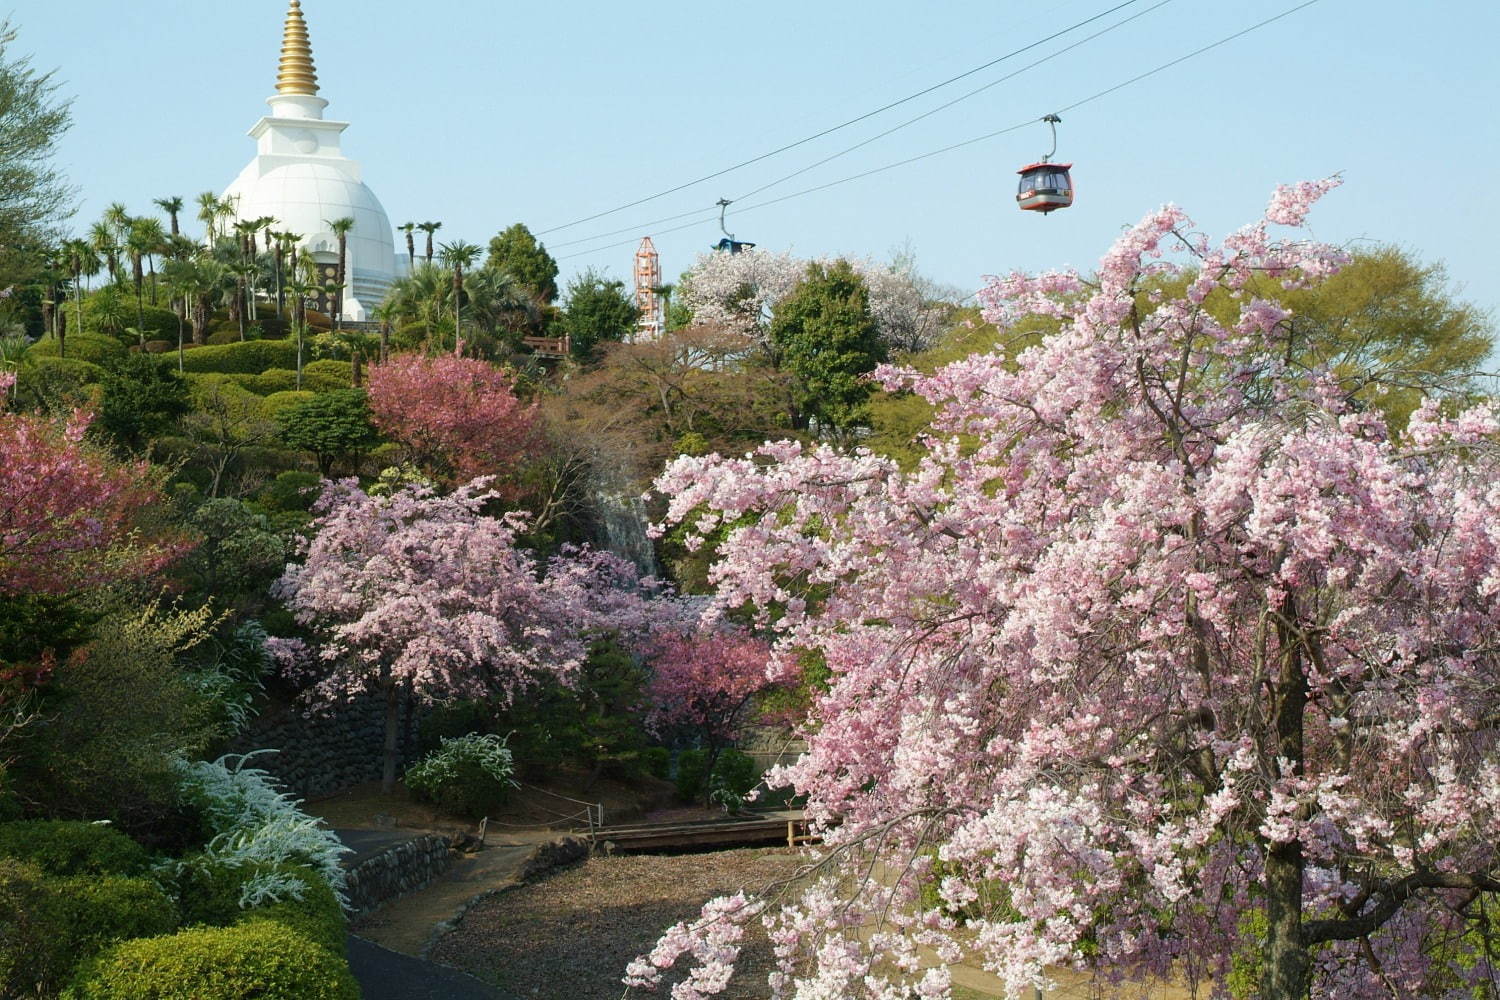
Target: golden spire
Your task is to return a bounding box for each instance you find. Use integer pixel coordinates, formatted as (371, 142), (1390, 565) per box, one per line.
(275, 0), (320, 96)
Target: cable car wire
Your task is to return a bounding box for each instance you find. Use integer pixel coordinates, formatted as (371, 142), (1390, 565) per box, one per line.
(730, 0), (1171, 204)
(534, 0), (1149, 237)
(548, 0), (1170, 253)
(555, 0), (1323, 262)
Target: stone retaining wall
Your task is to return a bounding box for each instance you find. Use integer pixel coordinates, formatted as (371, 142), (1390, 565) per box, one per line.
(229, 690), (423, 800)
(345, 834), (454, 919)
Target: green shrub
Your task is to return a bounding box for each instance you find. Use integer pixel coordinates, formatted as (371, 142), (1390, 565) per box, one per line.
(13, 357), (103, 412)
(179, 339), (298, 375)
(675, 748), (758, 806)
(640, 746), (671, 780)
(261, 389), (316, 416)
(174, 859), (345, 958)
(51, 873), (179, 959)
(302, 358), (353, 386)
(251, 368), (300, 394)
(68, 919), (360, 999)
(0, 857), (65, 995)
(258, 470), (324, 513)
(142, 339), (172, 354)
(0, 859), (178, 998)
(0, 820), (149, 876)
(405, 733), (517, 819)
(205, 329), (240, 346)
(83, 298), (180, 344)
(24, 333), (127, 367)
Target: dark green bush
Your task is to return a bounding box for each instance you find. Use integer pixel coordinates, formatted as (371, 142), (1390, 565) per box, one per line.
(0, 820), (149, 876)
(205, 329), (240, 346)
(24, 333), (127, 367)
(178, 339), (298, 375)
(675, 748), (759, 805)
(68, 919), (360, 999)
(11, 357), (101, 414)
(258, 470), (324, 513)
(640, 746), (671, 780)
(0, 859), (178, 998)
(173, 859), (346, 958)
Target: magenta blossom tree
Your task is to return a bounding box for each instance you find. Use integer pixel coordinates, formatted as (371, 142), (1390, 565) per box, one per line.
(274, 479), (640, 792)
(645, 620), (774, 800)
(633, 181), (1500, 1000)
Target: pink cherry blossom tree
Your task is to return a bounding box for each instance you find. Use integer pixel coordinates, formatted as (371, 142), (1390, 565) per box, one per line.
(274, 479), (644, 793)
(636, 181), (1500, 1000)
(0, 371), (184, 598)
(364, 353), (540, 493)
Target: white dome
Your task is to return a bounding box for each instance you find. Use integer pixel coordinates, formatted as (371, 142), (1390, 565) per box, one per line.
(225, 160), (395, 320)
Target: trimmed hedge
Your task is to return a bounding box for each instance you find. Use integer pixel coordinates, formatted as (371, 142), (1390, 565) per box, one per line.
(25, 334), (128, 367)
(0, 820), (149, 876)
(67, 919), (360, 999)
(0, 859), (178, 997)
(303, 359), (353, 387)
(83, 299), (180, 344)
(174, 859), (347, 958)
(178, 340), (298, 375)
(262, 389), (316, 416)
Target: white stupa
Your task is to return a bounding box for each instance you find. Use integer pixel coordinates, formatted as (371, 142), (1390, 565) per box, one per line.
(222, 0), (397, 321)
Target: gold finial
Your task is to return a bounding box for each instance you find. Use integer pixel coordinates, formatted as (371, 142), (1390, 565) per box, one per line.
(275, 0), (320, 96)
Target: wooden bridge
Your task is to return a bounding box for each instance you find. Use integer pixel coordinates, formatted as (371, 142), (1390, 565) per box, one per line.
(585, 810), (815, 853)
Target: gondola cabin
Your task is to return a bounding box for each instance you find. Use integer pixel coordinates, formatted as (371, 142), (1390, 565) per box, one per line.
(713, 237), (756, 254)
(1016, 162), (1073, 213)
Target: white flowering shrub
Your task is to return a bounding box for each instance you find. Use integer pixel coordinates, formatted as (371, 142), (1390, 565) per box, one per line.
(173, 752), (350, 908)
(404, 733), (517, 819)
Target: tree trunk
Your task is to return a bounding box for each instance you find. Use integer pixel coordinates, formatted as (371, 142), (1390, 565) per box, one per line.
(382, 670), (400, 795)
(1262, 601), (1311, 1000)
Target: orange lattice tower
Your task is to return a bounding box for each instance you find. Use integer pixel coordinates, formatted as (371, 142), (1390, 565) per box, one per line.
(633, 237), (663, 342)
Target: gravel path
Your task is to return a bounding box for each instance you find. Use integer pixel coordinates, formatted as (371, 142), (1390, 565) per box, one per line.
(430, 848), (807, 1000)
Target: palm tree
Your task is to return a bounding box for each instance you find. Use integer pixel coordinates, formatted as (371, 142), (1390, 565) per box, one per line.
(90, 220), (120, 285)
(438, 240), (482, 357)
(371, 300), (395, 364)
(125, 218), (159, 340)
(154, 196), (184, 236)
(196, 192), (221, 246)
(215, 197), (238, 247)
(60, 239), (99, 354)
(286, 276), (315, 388)
(131, 217), (168, 305)
(419, 221), (442, 264)
(326, 216), (355, 331)
(161, 257), (199, 371)
(231, 259), (260, 341)
(398, 222), (416, 269)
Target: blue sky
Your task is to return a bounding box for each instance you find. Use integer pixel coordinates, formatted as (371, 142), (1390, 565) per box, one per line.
(18, 0), (1500, 343)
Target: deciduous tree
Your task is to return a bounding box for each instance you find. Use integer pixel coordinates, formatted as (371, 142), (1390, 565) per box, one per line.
(365, 354), (539, 490)
(0, 372), (183, 596)
(275, 481), (650, 792)
(638, 180), (1500, 1000)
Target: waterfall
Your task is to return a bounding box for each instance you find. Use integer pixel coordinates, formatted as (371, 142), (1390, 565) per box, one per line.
(594, 485), (658, 579)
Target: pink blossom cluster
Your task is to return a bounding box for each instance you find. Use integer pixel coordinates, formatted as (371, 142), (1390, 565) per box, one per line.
(0, 373), (184, 596)
(365, 354), (540, 490)
(644, 619), (773, 742)
(274, 480), (643, 708)
(638, 181), (1500, 998)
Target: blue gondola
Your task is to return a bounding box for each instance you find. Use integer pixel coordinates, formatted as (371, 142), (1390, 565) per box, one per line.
(712, 198), (756, 253)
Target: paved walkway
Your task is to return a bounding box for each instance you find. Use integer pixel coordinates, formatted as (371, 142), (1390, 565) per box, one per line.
(336, 826), (561, 996)
(347, 935), (515, 1000)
